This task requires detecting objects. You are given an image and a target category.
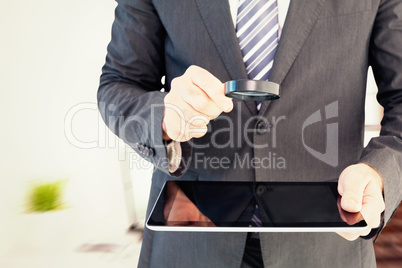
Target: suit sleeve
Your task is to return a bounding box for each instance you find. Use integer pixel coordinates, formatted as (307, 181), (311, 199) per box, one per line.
(97, 0), (192, 177)
(359, 0), (402, 228)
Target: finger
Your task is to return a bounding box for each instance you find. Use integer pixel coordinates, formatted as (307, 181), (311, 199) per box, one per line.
(185, 65), (233, 113)
(164, 119), (208, 142)
(338, 166), (369, 213)
(167, 109), (209, 141)
(180, 84), (223, 120)
(186, 114), (210, 129)
(163, 104), (187, 141)
(360, 226), (372, 236)
(337, 196), (364, 225)
(185, 123), (209, 140)
(336, 225), (371, 241)
(166, 125), (208, 142)
(165, 92), (210, 128)
(360, 180), (385, 228)
(336, 231), (361, 241)
(164, 98), (209, 141)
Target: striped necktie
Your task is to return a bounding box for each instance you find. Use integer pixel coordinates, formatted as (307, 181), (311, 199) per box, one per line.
(250, 203), (263, 227)
(236, 0), (279, 81)
(236, 0), (279, 227)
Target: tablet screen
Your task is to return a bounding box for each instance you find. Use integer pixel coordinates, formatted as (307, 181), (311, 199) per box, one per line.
(146, 181), (367, 232)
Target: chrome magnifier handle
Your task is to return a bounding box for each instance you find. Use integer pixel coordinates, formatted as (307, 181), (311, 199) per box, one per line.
(224, 80), (280, 101)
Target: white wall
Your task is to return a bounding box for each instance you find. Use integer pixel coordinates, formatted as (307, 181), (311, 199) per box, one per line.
(0, 0), (153, 256)
(365, 68), (383, 145)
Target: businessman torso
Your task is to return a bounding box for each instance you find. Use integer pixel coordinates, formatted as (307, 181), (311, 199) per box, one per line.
(100, 0), (401, 267)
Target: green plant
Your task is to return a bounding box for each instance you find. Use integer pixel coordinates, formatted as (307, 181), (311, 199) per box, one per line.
(26, 180), (66, 212)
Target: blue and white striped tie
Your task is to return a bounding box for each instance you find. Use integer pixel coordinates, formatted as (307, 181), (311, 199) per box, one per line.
(250, 204), (263, 227)
(236, 0), (279, 81)
(236, 0), (279, 227)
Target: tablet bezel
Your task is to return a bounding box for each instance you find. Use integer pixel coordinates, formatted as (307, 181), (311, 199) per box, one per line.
(146, 181), (369, 233)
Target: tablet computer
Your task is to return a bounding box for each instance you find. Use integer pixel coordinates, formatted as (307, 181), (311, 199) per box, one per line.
(146, 181), (368, 232)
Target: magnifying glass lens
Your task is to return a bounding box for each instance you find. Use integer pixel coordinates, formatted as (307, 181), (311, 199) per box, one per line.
(224, 80), (280, 101)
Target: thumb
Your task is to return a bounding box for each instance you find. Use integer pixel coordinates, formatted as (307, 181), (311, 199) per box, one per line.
(338, 165), (369, 213)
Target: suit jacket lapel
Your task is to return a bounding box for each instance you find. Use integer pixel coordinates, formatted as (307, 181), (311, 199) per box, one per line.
(194, 0), (258, 115)
(259, 0), (327, 114)
(195, 0), (246, 80)
(195, 0), (327, 116)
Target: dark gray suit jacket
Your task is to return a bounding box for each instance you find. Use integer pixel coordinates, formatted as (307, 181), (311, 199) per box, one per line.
(98, 0), (402, 267)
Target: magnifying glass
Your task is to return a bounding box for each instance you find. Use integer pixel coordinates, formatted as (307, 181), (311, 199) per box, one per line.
(224, 80), (280, 101)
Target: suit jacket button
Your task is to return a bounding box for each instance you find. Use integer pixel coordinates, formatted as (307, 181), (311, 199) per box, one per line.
(143, 147), (150, 156)
(137, 143), (145, 154)
(148, 148), (155, 157)
(256, 121), (270, 135)
(256, 185), (266, 196)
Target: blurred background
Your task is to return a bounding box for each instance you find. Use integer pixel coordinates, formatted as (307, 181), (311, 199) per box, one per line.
(0, 0), (399, 267)
(1, 1), (152, 267)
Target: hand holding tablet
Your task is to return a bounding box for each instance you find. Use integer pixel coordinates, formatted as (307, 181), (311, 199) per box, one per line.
(147, 181), (369, 233)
